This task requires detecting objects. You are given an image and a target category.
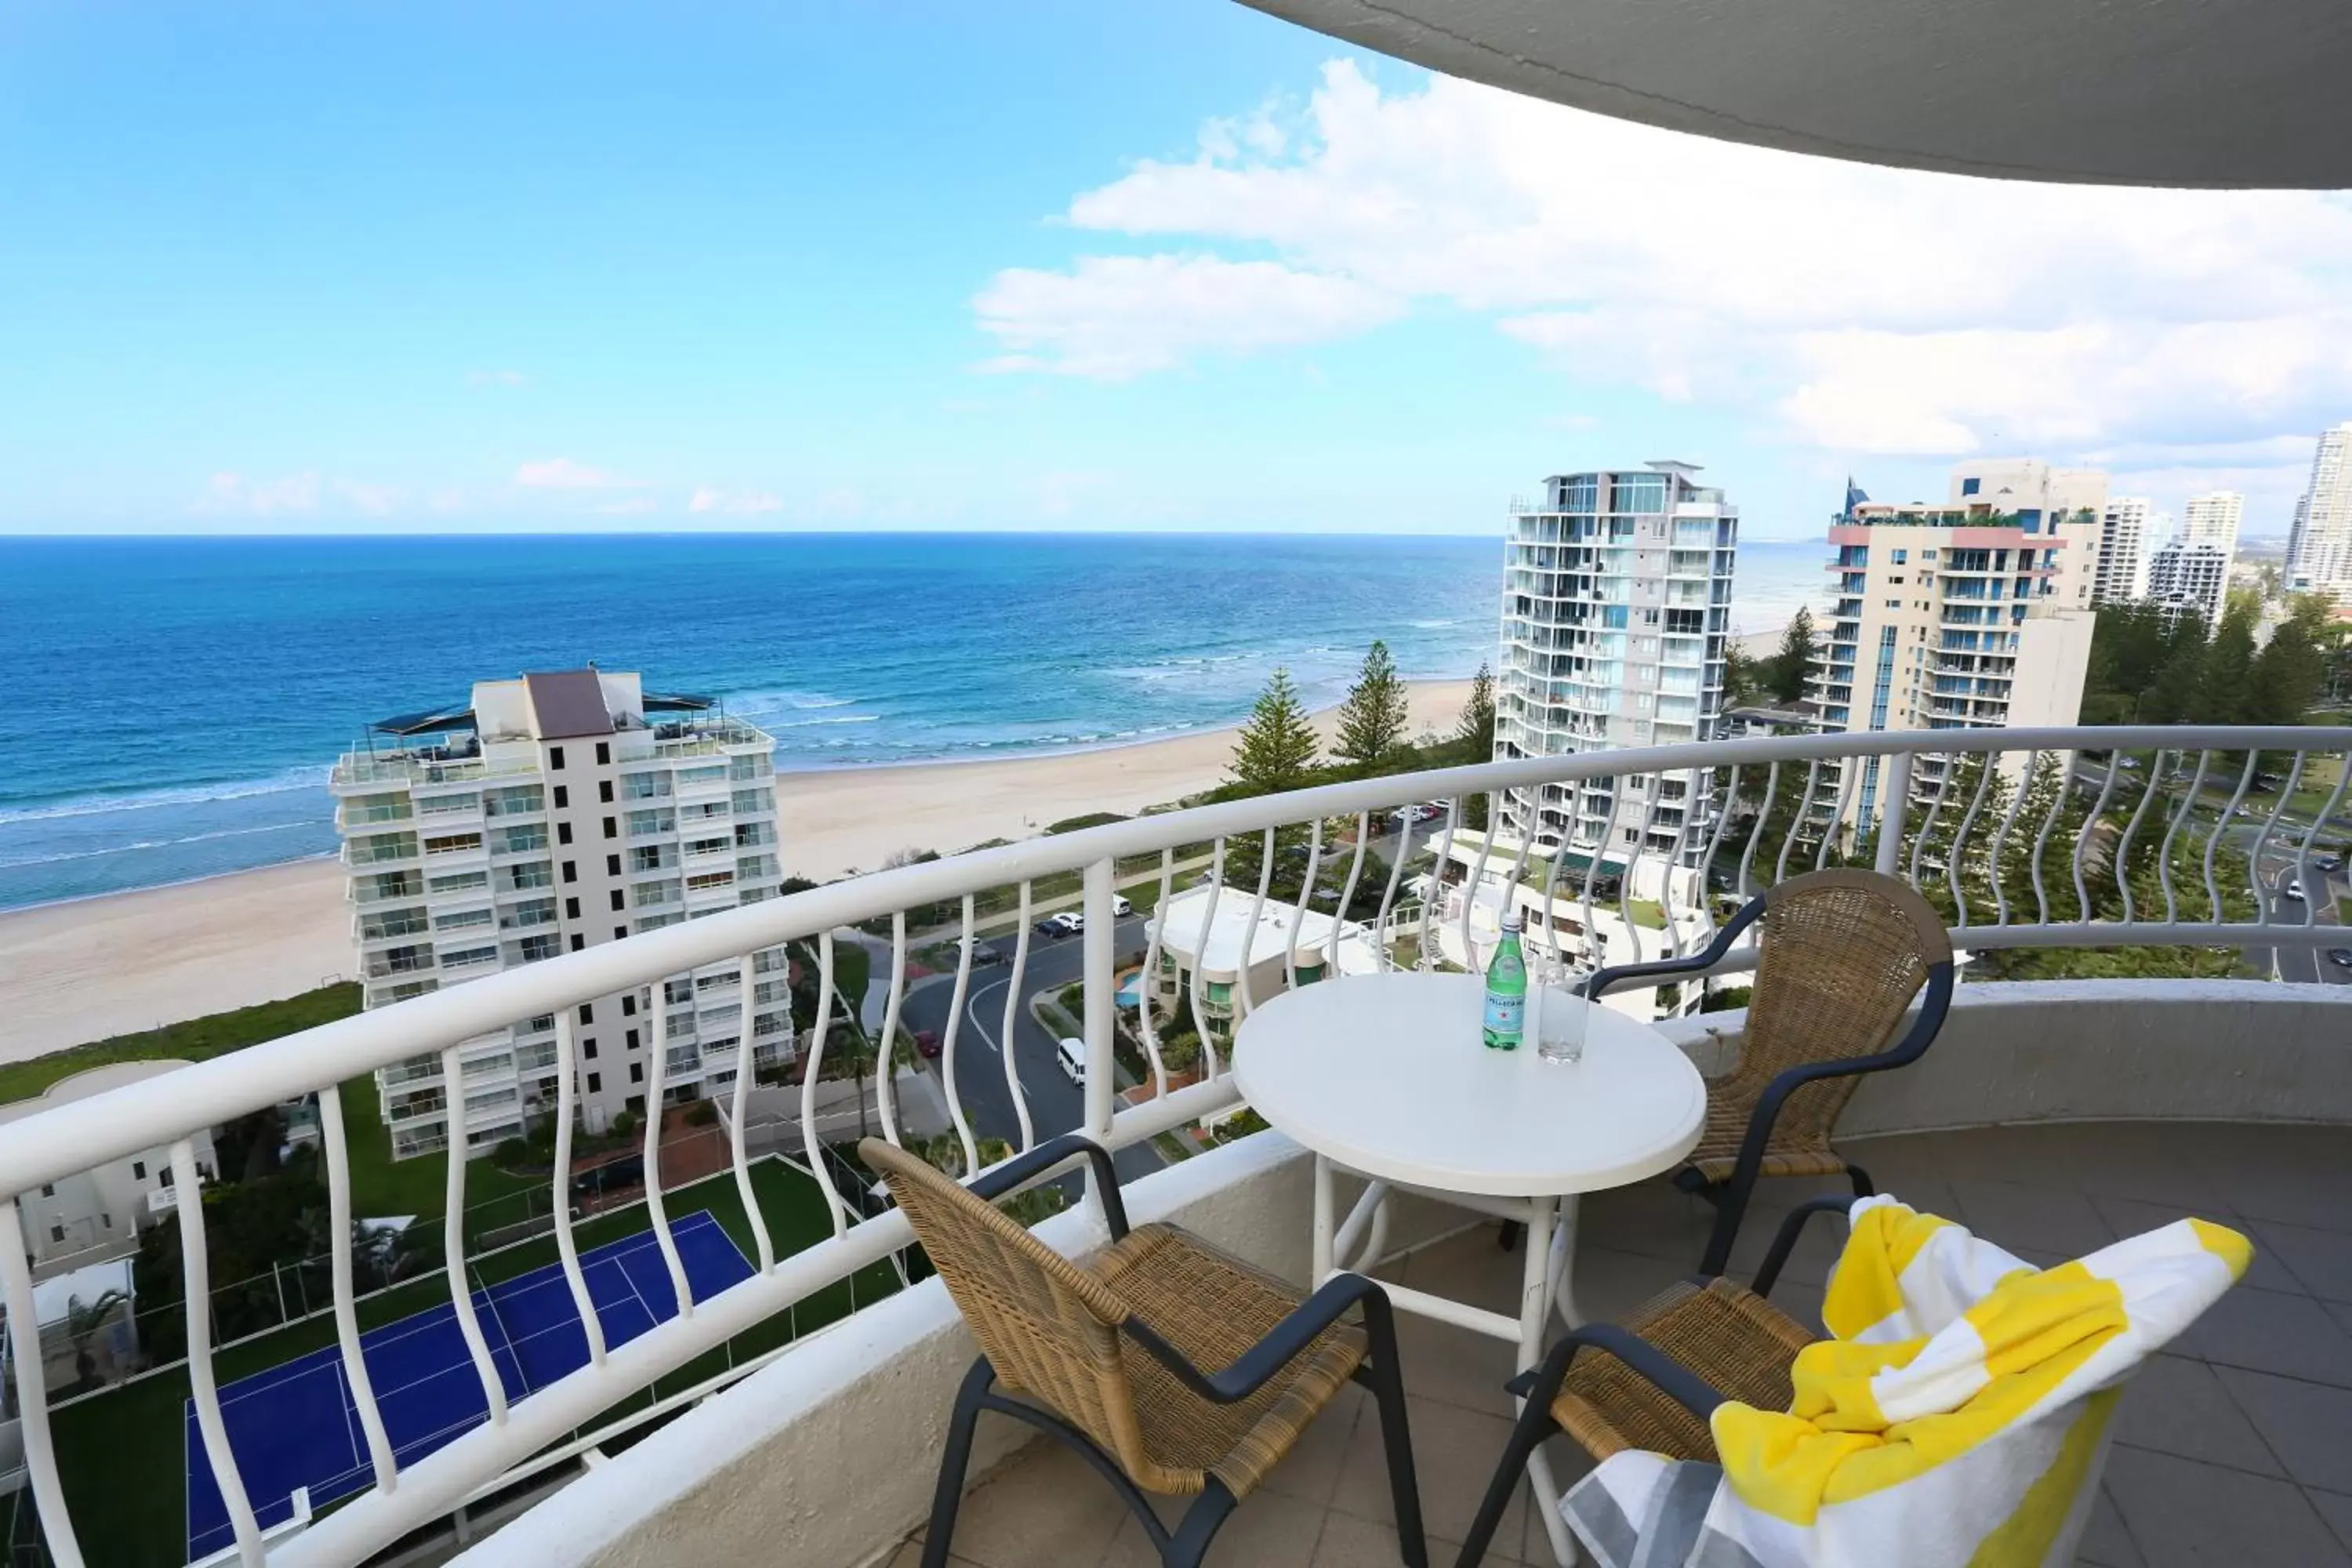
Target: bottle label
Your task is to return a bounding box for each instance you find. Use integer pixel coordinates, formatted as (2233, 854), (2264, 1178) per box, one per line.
(1482, 991), (1525, 1048)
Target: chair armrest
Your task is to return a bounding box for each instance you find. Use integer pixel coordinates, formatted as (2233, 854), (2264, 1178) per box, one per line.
(1751, 1196), (1851, 1299)
(966, 1132), (1129, 1240)
(1581, 897), (1766, 1001)
(1501, 1323), (1727, 1425)
(1738, 960), (1955, 1166)
(1121, 1272), (1396, 1406)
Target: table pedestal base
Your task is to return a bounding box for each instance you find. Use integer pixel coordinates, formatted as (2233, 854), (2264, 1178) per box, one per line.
(1312, 1156), (1585, 1567)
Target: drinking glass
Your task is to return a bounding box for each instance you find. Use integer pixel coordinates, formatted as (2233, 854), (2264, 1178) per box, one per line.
(1534, 956), (1587, 1065)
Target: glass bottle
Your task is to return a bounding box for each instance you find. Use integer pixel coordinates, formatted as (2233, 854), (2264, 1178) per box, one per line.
(1481, 913), (1527, 1050)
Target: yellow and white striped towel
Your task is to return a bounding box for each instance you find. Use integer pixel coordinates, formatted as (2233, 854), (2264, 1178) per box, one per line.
(1563, 1196), (2251, 1568)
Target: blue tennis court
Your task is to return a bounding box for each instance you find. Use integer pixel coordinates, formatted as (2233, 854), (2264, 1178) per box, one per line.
(185, 1211), (754, 1560)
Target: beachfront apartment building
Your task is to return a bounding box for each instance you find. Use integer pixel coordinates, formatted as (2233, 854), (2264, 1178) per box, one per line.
(1493, 463), (1736, 897)
(1139, 884), (1382, 1052)
(332, 669), (789, 1160)
(1810, 466), (2100, 837)
(2094, 496), (2158, 604)
(2147, 539), (2233, 627)
(2288, 422), (2352, 601)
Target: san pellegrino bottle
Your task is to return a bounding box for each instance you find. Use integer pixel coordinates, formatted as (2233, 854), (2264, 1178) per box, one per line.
(1482, 913), (1527, 1050)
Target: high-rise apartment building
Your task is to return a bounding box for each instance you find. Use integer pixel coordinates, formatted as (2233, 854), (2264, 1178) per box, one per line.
(2289, 423), (2352, 599)
(2180, 491), (2244, 557)
(1813, 465), (2100, 836)
(332, 670), (790, 1160)
(1494, 462), (1736, 866)
(2095, 497), (2155, 604)
(2146, 540), (2231, 627)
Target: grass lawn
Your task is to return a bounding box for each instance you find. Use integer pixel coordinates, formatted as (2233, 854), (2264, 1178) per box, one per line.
(0, 985), (363, 1107)
(46, 1156), (896, 1568)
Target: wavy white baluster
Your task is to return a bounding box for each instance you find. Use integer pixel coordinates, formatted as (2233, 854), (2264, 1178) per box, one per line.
(1190, 839), (1228, 1078)
(1420, 798), (1462, 971)
(2296, 752), (2352, 928)
(2113, 750), (2170, 926)
(439, 1047), (510, 1427)
(644, 988), (698, 1308)
(936, 894), (982, 1174)
(2027, 754), (2074, 925)
(870, 922), (906, 1152)
(797, 938), (851, 1240)
(1775, 760), (1823, 885)
(1739, 763), (1780, 898)
(1691, 764), (1739, 942)
(1580, 779), (1623, 968)
(731, 957), (777, 1275)
(1000, 884), (1038, 1152)
(1290, 818), (1325, 991)
(2074, 751), (2123, 924)
(2247, 753), (2306, 928)
(548, 1013), (607, 1363)
(1949, 750), (2003, 930)
(318, 1083), (398, 1490)
(1371, 822), (1410, 971)
(182, 1136), (267, 1564)
(1910, 755), (1956, 890)
(1657, 768), (1699, 959)
(2159, 753), (2214, 924)
(1986, 750), (2039, 927)
(0, 1200), (82, 1567)
(1136, 850), (1173, 1095)
(2205, 752), (2261, 924)
(1329, 814), (1370, 973)
(1238, 828), (1276, 1015)
(1814, 759), (1859, 872)
(1619, 773), (1664, 965)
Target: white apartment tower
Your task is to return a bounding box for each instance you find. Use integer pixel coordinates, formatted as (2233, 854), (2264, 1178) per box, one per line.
(1494, 462), (1736, 869)
(2146, 541), (2232, 627)
(1813, 464), (2100, 837)
(332, 670), (791, 1160)
(2180, 491), (2244, 556)
(2289, 423), (2352, 599)
(2094, 497), (2155, 604)
(1945, 459), (2111, 608)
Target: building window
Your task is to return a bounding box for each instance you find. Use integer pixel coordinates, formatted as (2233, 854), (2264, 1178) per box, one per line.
(597, 742), (612, 765)
(565, 897), (581, 919)
(49, 1225), (64, 1244)
(570, 934), (586, 952)
(562, 861), (577, 883)
(630, 1062), (644, 1083)
(584, 1038), (598, 1058)
(622, 994), (637, 1016)
(39, 1183), (53, 1197)
(603, 816), (618, 838)
(553, 785), (568, 808)
(587, 1072), (601, 1093)
(1961, 477), (1980, 496)
(579, 1003), (594, 1024)
(550, 745), (566, 770)
(606, 853), (622, 876)
(160, 1168), (174, 1189)
(615, 924), (627, 940)
(610, 889), (626, 911)
(557, 822), (573, 845)
(100, 1213), (111, 1229)
(132, 1160), (145, 1180)
(1893, 550), (1907, 563)
(627, 1028), (641, 1049)
(600, 780), (615, 803)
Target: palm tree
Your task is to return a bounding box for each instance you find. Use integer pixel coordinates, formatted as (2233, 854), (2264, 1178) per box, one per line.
(65, 1289), (128, 1391)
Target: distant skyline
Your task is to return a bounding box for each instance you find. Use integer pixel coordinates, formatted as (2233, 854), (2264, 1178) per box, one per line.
(5, 3), (2350, 542)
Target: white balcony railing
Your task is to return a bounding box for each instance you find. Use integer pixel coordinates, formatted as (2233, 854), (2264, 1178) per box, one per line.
(5, 724), (2351, 1568)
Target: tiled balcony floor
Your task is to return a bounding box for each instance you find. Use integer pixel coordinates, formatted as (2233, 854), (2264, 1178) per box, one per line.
(891, 1120), (2352, 1568)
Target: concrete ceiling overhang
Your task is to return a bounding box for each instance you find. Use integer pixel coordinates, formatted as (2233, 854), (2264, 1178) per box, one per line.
(1240, 0), (2352, 188)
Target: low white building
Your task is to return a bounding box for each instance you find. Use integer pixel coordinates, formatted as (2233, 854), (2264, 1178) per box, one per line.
(1140, 883), (1385, 1048)
(0, 1062), (218, 1279)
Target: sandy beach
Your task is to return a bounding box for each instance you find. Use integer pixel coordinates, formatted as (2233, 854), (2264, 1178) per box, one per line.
(0, 681), (1472, 1062)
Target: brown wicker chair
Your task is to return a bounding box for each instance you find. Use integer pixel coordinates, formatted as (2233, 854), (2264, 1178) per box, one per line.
(1454, 1198), (1845, 1567)
(863, 1133), (1427, 1568)
(1582, 867), (1955, 1276)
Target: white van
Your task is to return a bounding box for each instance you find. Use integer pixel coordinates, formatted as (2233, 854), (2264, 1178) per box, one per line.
(1055, 1036), (1087, 1083)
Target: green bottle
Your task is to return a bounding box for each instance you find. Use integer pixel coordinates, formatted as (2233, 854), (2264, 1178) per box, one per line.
(1481, 913), (1527, 1050)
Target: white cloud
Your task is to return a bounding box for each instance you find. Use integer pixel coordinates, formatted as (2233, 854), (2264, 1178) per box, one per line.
(193, 471), (322, 517)
(688, 485), (784, 515)
(972, 253), (1402, 379)
(996, 59), (2352, 454)
(513, 457), (630, 490)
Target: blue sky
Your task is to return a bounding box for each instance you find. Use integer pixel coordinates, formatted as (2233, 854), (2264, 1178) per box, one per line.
(5, 3), (2349, 541)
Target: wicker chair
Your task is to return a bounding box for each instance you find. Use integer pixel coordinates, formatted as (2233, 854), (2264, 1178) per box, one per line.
(863, 1133), (1427, 1568)
(1454, 1198), (1844, 1567)
(1581, 866), (1955, 1276)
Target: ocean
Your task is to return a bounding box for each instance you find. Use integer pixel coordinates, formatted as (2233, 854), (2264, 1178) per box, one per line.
(0, 533), (1828, 911)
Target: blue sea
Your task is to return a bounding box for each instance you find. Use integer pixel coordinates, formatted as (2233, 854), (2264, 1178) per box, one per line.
(0, 533), (1828, 911)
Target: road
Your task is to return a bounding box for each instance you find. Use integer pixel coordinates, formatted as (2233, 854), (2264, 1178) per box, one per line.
(2250, 865), (2352, 984)
(898, 913), (1163, 1187)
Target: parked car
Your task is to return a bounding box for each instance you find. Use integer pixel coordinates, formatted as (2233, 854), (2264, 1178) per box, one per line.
(1390, 802), (1444, 826)
(2328, 948), (2352, 969)
(913, 1029), (941, 1059)
(1033, 912), (1083, 938)
(2285, 879), (2307, 902)
(2317, 855), (2344, 873)
(968, 944), (1009, 967)
(1110, 893), (1133, 917)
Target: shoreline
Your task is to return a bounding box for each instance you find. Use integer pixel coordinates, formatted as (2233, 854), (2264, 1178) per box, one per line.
(0, 681), (1473, 1061)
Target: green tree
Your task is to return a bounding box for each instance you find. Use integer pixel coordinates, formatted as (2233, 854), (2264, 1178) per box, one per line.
(1721, 641), (1765, 708)
(64, 1289), (129, 1392)
(1334, 641), (1410, 768)
(1456, 661), (1497, 759)
(1764, 609), (1817, 705)
(2194, 599), (2259, 725)
(1228, 668), (1320, 796)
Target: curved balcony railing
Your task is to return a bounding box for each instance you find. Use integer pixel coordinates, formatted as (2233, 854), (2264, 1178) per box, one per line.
(5, 724), (2350, 1567)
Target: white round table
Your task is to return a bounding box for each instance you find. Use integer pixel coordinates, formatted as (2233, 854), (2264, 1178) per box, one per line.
(1232, 971), (1705, 1567)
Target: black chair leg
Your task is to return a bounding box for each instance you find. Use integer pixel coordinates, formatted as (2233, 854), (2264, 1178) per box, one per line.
(1454, 1396), (1558, 1567)
(921, 1359), (996, 1568)
(1846, 1163), (1875, 1198)
(1360, 1295), (1429, 1567)
(1165, 1481), (1237, 1568)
